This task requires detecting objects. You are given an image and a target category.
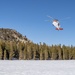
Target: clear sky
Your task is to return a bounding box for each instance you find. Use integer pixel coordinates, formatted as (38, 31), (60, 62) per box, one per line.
(0, 0), (75, 46)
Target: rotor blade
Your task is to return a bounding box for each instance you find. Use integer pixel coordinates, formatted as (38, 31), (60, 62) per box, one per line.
(45, 20), (50, 22)
(60, 17), (71, 20)
(47, 15), (54, 19)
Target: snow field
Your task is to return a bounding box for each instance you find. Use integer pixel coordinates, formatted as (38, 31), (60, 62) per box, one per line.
(0, 60), (75, 75)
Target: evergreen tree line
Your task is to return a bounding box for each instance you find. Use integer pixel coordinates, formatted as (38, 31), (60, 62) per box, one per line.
(0, 40), (75, 60)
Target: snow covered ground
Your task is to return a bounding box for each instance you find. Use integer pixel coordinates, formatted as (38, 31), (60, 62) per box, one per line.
(0, 60), (75, 75)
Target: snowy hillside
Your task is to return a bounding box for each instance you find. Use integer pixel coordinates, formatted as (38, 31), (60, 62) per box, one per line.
(0, 60), (75, 75)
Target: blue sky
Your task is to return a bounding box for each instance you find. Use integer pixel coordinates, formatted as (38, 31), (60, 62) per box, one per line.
(0, 0), (75, 46)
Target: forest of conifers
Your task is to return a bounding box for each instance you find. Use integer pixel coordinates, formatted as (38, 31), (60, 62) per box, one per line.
(0, 40), (75, 60)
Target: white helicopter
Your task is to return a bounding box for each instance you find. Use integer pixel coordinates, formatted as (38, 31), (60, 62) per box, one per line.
(46, 15), (63, 30)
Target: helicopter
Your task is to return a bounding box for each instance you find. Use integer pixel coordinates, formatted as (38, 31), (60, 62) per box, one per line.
(46, 15), (63, 30)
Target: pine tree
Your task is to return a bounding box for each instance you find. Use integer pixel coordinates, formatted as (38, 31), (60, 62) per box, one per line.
(68, 46), (73, 59)
(4, 50), (6, 60)
(72, 47), (75, 59)
(43, 43), (48, 60)
(27, 43), (32, 60)
(62, 45), (69, 60)
(9, 41), (13, 60)
(0, 45), (2, 60)
(51, 45), (58, 60)
(48, 46), (52, 59)
(39, 43), (43, 60)
(5, 41), (10, 59)
(24, 43), (27, 60)
(57, 45), (63, 60)
(1, 41), (6, 60)
(33, 45), (36, 60)
(18, 42), (23, 60)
